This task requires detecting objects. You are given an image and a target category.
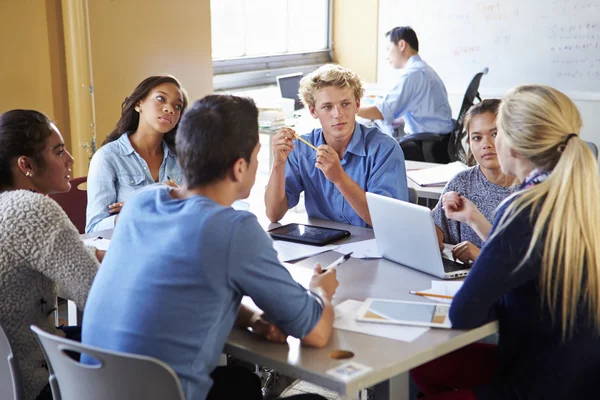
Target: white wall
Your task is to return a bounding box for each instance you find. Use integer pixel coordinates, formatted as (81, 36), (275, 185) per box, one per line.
(377, 0), (600, 144)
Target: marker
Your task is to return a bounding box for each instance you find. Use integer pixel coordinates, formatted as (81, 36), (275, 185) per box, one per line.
(322, 252), (353, 273)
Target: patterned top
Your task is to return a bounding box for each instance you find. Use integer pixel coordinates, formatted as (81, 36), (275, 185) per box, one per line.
(0, 190), (98, 399)
(432, 166), (519, 247)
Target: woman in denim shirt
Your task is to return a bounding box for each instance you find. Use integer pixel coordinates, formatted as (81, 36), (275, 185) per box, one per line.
(86, 76), (188, 232)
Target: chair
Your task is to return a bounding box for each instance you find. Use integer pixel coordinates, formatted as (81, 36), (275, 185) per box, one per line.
(585, 140), (598, 159)
(0, 323), (24, 400)
(408, 187), (418, 204)
(30, 325), (185, 400)
(399, 68), (489, 164)
(48, 176), (87, 234)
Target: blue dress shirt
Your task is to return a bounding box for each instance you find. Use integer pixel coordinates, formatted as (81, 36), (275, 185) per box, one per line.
(285, 122), (408, 227)
(85, 133), (183, 232)
(375, 55), (455, 136)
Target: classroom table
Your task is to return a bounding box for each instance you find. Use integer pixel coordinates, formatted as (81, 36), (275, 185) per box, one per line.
(79, 214), (495, 400)
(223, 216), (497, 400)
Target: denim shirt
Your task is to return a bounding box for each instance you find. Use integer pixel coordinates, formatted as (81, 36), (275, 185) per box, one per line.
(85, 133), (183, 232)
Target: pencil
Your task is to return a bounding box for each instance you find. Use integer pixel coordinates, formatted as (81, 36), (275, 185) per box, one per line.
(293, 133), (319, 152)
(409, 291), (454, 300)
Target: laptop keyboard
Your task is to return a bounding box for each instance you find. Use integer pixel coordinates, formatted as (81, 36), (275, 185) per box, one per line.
(442, 257), (469, 272)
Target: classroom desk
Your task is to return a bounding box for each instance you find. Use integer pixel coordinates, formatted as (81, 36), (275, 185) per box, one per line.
(405, 161), (445, 201)
(224, 217), (497, 400)
(80, 217), (496, 400)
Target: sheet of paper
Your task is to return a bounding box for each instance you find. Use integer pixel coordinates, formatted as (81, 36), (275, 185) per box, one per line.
(336, 239), (381, 259)
(82, 237), (111, 251)
(272, 241), (338, 262)
(407, 161), (468, 187)
(415, 281), (464, 304)
(334, 300), (429, 342)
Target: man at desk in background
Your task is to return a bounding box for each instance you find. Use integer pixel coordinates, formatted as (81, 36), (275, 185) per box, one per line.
(357, 26), (454, 161)
(265, 64), (408, 228)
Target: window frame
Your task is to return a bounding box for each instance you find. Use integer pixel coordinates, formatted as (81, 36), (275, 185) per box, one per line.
(212, 0), (333, 90)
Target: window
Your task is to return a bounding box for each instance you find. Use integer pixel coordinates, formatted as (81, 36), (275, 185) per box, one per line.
(211, 0), (332, 90)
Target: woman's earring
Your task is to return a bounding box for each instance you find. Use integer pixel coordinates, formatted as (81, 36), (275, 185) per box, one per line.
(135, 106), (140, 112)
(25, 171), (33, 177)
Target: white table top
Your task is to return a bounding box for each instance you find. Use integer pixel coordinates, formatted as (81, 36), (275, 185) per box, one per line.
(223, 217), (497, 396)
(81, 204), (493, 398)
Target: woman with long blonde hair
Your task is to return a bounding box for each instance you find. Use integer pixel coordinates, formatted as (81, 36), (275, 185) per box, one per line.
(410, 85), (600, 400)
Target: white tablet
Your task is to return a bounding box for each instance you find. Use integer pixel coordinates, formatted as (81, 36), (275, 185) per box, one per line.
(356, 298), (452, 329)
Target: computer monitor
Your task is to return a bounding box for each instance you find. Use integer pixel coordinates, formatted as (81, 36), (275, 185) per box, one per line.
(276, 72), (303, 110)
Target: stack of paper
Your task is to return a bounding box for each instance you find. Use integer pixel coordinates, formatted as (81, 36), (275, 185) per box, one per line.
(334, 300), (429, 342)
(336, 239), (381, 259)
(407, 161), (468, 187)
(272, 241), (338, 262)
(258, 108), (287, 129)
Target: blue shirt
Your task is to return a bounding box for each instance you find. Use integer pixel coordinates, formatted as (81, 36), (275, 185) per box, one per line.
(81, 186), (323, 400)
(285, 122), (408, 227)
(450, 195), (600, 399)
(85, 133), (183, 232)
(375, 55), (454, 136)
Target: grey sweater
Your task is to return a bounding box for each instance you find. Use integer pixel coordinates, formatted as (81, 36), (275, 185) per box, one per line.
(0, 190), (98, 399)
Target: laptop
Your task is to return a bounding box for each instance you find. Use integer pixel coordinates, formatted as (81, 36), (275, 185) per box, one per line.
(276, 72), (303, 111)
(366, 192), (471, 279)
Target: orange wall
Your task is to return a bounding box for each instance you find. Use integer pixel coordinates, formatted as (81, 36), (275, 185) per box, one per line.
(0, 0), (212, 170)
(332, 0), (379, 82)
(0, 0), (71, 150)
(87, 0), (213, 144)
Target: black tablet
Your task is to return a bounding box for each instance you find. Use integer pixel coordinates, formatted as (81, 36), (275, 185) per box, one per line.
(268, 223), (351, 246)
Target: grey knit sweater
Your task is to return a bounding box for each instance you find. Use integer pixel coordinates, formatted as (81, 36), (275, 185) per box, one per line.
(0, 190), (98, 400)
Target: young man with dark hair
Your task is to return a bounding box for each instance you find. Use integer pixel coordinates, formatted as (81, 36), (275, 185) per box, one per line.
(357, 26), (454, 159)
(81, 95), (336, 400)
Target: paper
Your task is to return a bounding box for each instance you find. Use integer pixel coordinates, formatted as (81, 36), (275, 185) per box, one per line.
(335, 239), (381, 259)
(441, 243), (464, 264)
(326, 361), (372, 381)
(415, 281), (464, 304)
(334, 300), (429, 342)
(272, 241), (338, 262)
(82, 237), (111, 251)
(407, 161), (468, 187)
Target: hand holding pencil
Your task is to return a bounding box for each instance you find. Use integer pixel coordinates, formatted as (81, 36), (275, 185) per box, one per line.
(271, 127), (296, 166)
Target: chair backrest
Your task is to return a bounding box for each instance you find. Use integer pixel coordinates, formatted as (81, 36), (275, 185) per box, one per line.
(48, 176), (87, 234)
(30, 325), (185, 400)
(0, 324), (24, 400)
(448, 68), (489, 163)
(585, 140), (598, 159)
(408, 187), (418, 205)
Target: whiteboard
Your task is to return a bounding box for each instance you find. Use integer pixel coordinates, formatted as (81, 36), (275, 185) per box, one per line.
(377, 0), (600, 101)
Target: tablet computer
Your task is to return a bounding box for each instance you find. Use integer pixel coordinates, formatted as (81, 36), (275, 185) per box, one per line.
(356, 298), (452, 329)
(268, 223), (351, 246)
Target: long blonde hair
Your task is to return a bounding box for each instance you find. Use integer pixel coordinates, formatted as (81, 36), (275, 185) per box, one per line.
(494, 84), (600, 338)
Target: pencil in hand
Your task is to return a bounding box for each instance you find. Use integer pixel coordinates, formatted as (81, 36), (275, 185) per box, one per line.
(409, 291), (454, 300)
(293, 133), (319, 151)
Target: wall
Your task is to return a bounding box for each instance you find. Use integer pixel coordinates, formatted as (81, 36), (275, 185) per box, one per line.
(87, 0), (213, 145)
(0, 0), (71, 150)
(376, 0), (600, 143)
(332, 0), (379, 82)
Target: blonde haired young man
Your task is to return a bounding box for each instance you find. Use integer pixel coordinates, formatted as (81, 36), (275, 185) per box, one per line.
(265, 64), (408, 227)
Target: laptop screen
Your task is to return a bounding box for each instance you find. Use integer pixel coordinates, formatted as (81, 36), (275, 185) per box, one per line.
(277, 73), (303, 110)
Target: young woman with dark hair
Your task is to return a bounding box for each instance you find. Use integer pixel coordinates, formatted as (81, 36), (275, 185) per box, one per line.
(85, 75), (189, 232)
(0, 109), (99, 400)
